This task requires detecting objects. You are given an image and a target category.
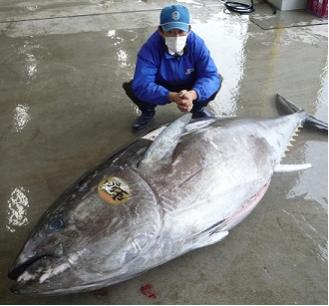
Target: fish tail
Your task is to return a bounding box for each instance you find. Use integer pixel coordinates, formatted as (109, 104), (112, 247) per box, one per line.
(276, 94), (328, 133)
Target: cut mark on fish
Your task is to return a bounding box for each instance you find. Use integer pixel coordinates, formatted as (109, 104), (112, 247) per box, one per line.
(140, 283), (157, 299)
(39, 263), (70, 284)
(17, 271), (35, 283)
(98, 177), (130, 205)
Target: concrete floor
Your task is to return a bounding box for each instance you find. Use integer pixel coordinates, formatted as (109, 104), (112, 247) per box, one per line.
(0, 0), (327, 304)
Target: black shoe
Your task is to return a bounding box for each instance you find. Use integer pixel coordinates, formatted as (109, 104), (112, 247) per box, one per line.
(132, 112), (155, 131)
(192, 108), (213, 119)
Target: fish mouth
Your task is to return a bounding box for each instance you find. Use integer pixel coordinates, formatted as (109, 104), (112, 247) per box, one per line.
(8, 254), (56, 295)
(9, 255), (101, 296)
(8, 255), (48, 280)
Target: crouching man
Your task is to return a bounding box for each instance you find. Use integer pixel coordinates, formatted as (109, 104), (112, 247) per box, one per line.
(123, 4), (222, 131)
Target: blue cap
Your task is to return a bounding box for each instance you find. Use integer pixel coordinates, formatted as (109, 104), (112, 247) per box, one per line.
(160, 4), (190, 33)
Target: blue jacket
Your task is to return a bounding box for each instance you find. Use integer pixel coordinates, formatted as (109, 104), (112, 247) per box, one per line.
(132, 31), (221, 105)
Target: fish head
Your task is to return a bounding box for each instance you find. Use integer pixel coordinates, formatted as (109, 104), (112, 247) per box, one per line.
(9, 166), (161, 295)
(8, 202), (72, 277)
(8, 207), (81, 295)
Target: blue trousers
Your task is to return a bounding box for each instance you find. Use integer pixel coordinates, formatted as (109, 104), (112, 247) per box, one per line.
(122, 81), (220, 115)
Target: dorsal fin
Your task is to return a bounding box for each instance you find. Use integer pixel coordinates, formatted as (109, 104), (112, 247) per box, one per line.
(139, 114), (191, 173)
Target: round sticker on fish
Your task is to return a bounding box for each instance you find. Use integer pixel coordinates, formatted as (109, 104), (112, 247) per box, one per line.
(98, 176), (130, 205)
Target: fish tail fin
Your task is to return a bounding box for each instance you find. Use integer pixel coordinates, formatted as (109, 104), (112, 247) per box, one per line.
(276, 94), (328, 133)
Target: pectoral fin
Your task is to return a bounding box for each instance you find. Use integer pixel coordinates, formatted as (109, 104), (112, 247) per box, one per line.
(274, 163), (312, 173)
(139, 114), (191, 173)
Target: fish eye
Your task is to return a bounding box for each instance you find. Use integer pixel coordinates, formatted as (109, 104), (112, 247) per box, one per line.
(47, 218), (64, 233)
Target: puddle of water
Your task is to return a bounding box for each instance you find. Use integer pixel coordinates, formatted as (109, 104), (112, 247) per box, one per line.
(105, 29), (130, 68)
(281, 209), (328, 263)
(13, 104), (31, 133)
(314, 64), (328, 121)
(283, 25), (328, 46)
(18, 38), (40, 81)
(287, 140), (328, 210)
(193, 11), (250, 116)
(26, 5), (39, 11)
(286, 66), (328, 209)
(6, 186), (30, 233)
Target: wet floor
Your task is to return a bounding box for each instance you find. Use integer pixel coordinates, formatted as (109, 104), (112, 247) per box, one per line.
(0, 0), (327, 304)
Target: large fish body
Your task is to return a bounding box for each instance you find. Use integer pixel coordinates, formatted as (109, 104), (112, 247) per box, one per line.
(8, 96), (326, 295)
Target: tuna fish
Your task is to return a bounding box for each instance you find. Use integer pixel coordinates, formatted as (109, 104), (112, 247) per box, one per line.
(8, 94), (327, 295)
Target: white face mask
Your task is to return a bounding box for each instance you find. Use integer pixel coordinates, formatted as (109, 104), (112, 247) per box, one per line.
(164, 35), (188, 54)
